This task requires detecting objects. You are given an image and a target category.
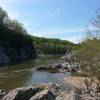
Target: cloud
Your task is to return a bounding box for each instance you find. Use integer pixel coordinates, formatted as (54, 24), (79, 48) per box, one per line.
(33, 27), (100, 36)
(30, 28), (84, 43)
(33, 31), (83, 43)
(7, 12), (19, 19)
(32, 26), (100, 43)
(31, 28), (84, 35)
(62, 36), (83, 43)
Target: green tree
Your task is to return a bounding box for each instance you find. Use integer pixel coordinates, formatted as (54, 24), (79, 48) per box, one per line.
(0, 7), (8, 24)
(76, 9), (100, 93)
(7, 20), (27, 34)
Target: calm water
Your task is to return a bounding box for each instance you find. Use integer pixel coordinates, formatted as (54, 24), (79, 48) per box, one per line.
(0, 55), (70, 90)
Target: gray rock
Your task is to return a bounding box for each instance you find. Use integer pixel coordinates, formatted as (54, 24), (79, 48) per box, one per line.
(47, 83), (64, 96)
(66, 92), (80, 100)
(3, 87), (38, 100)
(80, 94), (100, 100)
(29, 90), (55, 100)
(0, 89), (7, 100)
(52, 63), (62, 69)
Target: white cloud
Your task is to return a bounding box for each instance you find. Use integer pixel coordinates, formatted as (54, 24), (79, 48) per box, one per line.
(31, 28), (84, 35)
(32, 26), (100, 36)
(32, 32), (83, 43)
(30, 28), (84, 43)
(62, 36), (83, 43)
(7, 12), (19, 19)
(31, 26), (100, 43)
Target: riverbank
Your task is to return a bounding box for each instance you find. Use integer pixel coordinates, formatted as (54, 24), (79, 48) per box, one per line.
(0, 83), (74, 100)
(1, 82), (100, 100)
(64, 77), (85, 89)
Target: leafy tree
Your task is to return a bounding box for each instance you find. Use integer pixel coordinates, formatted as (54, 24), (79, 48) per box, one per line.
(0, 7), (37, 65)
(76, 9), (100, 93)
(0, 7), (8, 24)
(8, 20), (27, 34)
(33, 36), (75, 54)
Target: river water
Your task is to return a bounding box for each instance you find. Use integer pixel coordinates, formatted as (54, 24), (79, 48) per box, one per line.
(0, 55), (70, 90)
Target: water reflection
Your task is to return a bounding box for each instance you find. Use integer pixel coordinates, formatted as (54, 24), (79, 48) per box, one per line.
(0, 55), (68, 90)
(25, 71), (64, 85)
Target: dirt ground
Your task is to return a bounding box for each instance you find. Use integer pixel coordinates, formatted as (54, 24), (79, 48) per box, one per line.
(63, 77), (86, 89)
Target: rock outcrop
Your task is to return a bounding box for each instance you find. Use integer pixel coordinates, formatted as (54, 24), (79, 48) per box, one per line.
(29, 90), (55, 100)
(1, 83), (100, 100)
(3, 87), (38, 100)
(1, 83), (65, 100)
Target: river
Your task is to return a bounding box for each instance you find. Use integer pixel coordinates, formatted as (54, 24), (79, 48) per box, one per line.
(0, 55), (70, 90)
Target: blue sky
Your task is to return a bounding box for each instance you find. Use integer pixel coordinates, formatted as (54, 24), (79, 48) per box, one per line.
(0, 0), (100, 43)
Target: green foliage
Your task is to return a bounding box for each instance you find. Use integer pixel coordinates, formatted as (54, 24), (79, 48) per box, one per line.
(6, 20), (27, 34)
(0, 7), (27, 35)
(33, 36), (76, 54)
(0, 7), (37, 65)
(0, 7), (8, 24)
(76, 9), (100, 81)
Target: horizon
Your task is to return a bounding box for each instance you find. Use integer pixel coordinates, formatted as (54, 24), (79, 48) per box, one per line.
(0, 0), (100, 43)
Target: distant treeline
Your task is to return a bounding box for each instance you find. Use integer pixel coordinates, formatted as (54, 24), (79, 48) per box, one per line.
(33, 36), (77, 54)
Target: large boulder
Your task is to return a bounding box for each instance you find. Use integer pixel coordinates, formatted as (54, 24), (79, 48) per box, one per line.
(3, 87), (38, 100)
(29, 90), (55, 100)
(1, 83), (68, 100)
(47, 83), (64, 97)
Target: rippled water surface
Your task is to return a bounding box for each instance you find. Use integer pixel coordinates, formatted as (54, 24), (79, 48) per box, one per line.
(0, 55), (70, 90)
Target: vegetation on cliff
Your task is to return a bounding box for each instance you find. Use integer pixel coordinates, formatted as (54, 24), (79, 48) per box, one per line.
(0, 7), (37, 65)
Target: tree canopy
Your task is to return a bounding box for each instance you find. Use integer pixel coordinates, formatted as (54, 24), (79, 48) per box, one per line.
(76, 9), (100, 80)
(33, 36), (76, 54)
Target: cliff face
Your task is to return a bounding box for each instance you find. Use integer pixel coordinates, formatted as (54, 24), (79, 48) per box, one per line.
(0, 25), (37, 66)
(0, 44), (10, 65)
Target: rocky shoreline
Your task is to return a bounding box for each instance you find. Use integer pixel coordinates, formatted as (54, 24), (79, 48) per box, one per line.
(36, 62), (80, 73)
(0, 83), (67, 100)
(36, 51), (80, 73)
(0, 83), (100, 100)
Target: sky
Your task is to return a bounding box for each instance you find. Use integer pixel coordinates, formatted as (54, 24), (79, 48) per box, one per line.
(0, 0), (100, 43)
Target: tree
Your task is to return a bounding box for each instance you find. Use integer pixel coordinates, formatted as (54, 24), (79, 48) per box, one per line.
(0, 7), (8, 24)
(76, 9), (100, 93)
(7, 20), (27, 34)
(0, 7), (27, 34)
